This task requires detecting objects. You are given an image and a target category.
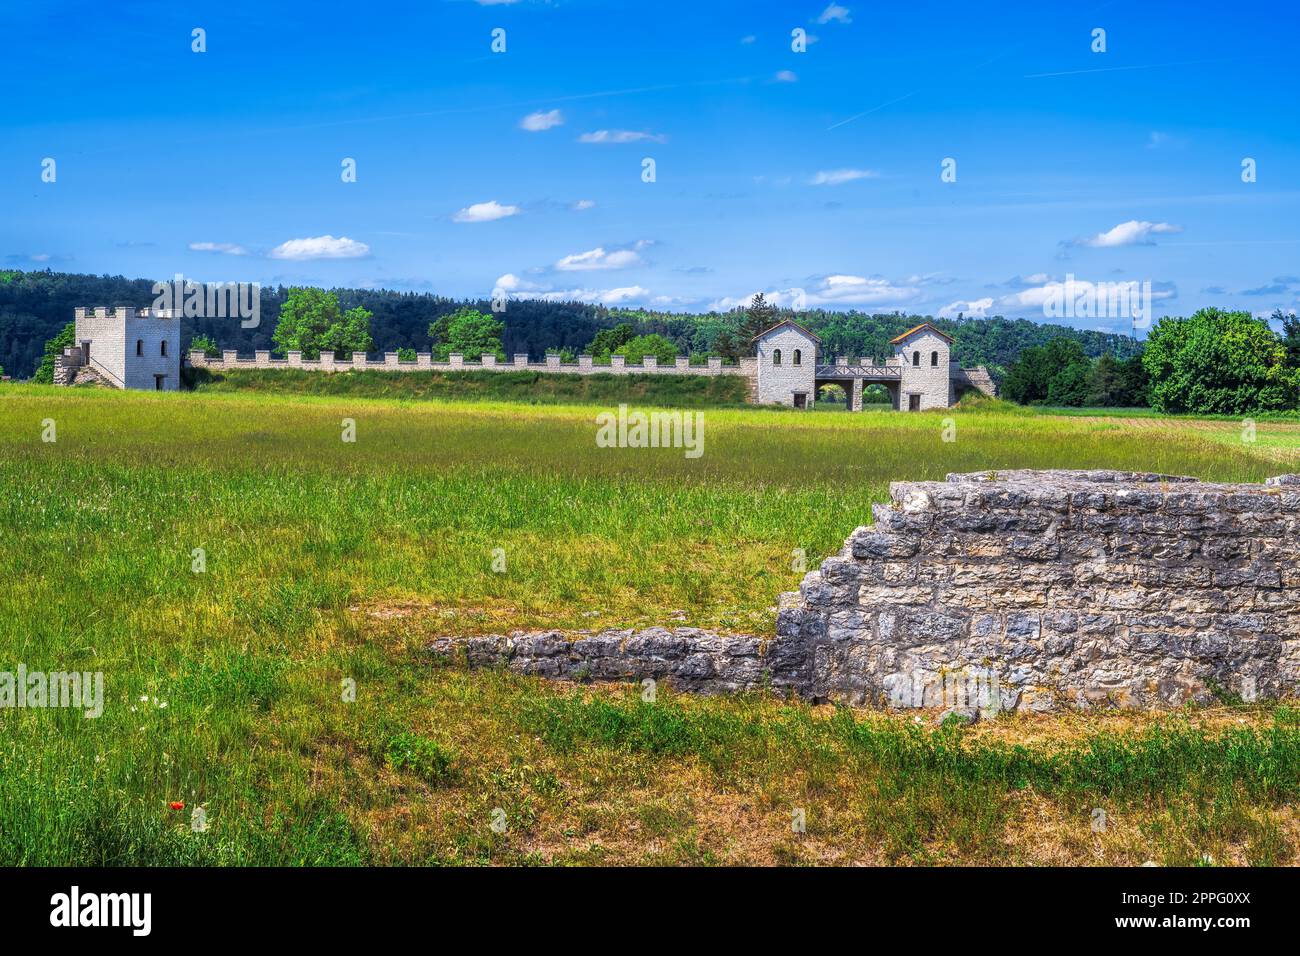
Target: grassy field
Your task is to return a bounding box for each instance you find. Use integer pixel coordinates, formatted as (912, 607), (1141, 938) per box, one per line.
(2, 383), (1299, 865)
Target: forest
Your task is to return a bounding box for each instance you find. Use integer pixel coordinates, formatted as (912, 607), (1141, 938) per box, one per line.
(0, 268), (1139, 381)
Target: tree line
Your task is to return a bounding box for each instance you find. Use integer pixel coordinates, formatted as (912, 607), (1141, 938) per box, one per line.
(4, 268), (1136, 381)
(1002, 308), (1300, 414)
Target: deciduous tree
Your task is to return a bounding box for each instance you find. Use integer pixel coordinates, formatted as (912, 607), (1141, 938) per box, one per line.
(1143, 308), (1299, 414)
(613, 333), (678, 365)
(272, 288), (374, 359)
(33, 321), (75, 384)
(428, 307), (505, 360)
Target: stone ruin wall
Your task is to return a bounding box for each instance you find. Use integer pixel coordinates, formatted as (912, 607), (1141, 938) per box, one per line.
(784, 469), (1300, 712)
(430, 470), (1300, 713)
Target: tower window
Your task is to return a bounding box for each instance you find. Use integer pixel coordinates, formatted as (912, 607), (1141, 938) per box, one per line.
(136, 340), (143, 357)
(793, 348), (802, 366)
(912, 350), (919, 367)
(160, 340), (168, 357)
(773, 348), (782, 365)
(931, 350), (939, 367)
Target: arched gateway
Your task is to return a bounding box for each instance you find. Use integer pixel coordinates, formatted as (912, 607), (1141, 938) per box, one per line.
(751, 320), (995, 411)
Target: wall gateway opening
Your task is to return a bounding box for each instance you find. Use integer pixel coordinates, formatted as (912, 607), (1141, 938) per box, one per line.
(908, 393), (921, 411)
(793, 392), (807, 409)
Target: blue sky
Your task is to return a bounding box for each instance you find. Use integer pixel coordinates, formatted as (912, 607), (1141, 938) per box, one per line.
(3, 0), (1298, 333)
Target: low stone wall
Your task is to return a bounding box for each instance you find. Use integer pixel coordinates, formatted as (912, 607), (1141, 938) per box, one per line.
(429, 470), (1300, 713)
(951, 365), (997, 398)
(53, 347), (81, 386)
(427, 628), (806, 695)
(189, 350), (746, 379)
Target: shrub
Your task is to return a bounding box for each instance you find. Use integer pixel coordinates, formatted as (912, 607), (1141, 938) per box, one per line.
(384, 732), (456, 784)
(189, 334), (219, 357)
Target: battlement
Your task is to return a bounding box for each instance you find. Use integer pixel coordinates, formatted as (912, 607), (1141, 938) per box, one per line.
(74, 306), (177, 321)
(188, 350), (741, 377)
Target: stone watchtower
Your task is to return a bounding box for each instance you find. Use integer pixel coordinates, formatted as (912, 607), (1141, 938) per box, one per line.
(57, 306), (181, 390)
(891, 323), (954, 411)
(751, 320), (820, 408)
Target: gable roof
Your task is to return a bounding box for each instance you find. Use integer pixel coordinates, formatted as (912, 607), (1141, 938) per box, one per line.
(751, 319), (822, 343)
(889, 322), (954, 345)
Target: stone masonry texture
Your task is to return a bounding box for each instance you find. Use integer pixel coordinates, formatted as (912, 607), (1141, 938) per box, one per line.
(426, 627), (807, 696)
(430, 470), (1300, 713)
(781, 468), (1300, 712)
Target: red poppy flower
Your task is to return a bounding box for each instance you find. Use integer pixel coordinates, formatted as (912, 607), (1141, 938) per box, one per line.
(170, 801), (185, 811)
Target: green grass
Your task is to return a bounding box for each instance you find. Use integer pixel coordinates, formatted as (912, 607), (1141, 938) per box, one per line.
(1033, 404), (1300, 422)
(1, 382), (1298, 865)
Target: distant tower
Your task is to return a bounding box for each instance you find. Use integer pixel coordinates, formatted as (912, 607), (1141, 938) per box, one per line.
(61, 306), (180, 390)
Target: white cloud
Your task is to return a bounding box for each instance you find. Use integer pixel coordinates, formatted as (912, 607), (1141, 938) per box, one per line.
(267, 235), (370, 260)
(189, 241), (249, 256)
(740, 35), (756, 44)
(519, 109), (564, 132)
(592, 286), (650, 305)
(709, 274), (920, 311)
(493, 273), (529, 293)
(571, 199), (596, 211)
(816, 3), (852, 24)
(809, 168), (879, 185)
(493, 273), (651, 306)
(555, 245), (644, 271)
(938, 297), (993, 318)
(577, 129), (667, 144)
(813, 274), (918, 304)
(998, 276), (1177, 312)
(774, 70), (798, 82)
(8, 252), (72, 264)
(1002, 273), (1055, 288)
(1075, 220), (1183, 248)
(453, 200), (521, 223)
(903, 272), (958, 287)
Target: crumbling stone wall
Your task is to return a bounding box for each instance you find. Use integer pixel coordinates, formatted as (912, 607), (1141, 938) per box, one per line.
(429, 470), (1300, 713)
(427, 628), (806, 695)
(780, 469), (1300, 712)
